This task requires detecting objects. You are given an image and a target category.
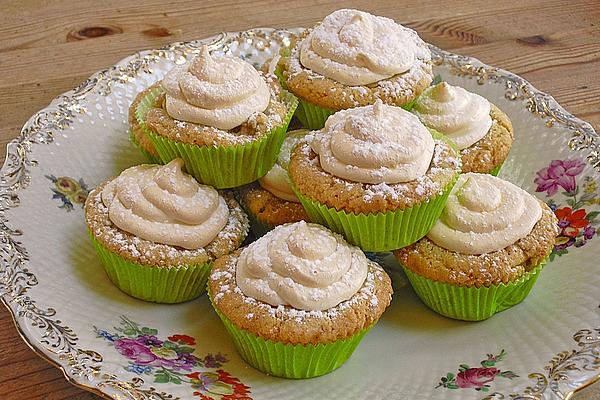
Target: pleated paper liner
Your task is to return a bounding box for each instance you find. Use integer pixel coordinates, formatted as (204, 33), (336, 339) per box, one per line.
(293, 173), (458, 252)
(489, 161), (504, 176)
(128, 129), (160, 164)
(208, 293), (374, 379)
(89, 233), (211, 304)
(402, 259), (548, 321)
(276, 63), (417, 130)
(273, 64), (333, 130)
(294, 97), (335, 130)
(136, 87), (298, 189)
(289, 91), (419, 131)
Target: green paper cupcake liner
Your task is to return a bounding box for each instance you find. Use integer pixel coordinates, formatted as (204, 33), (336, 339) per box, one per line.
(401, 97), (417, 111)
(293, 94), (418, 131)
(489, 162), (504, 176)
(209, 296), (373, 378)
(275, 64), (418, 130)
(128, 129), (160, 164)
(273, 64), (331, 130)
(89, 233), (211, 304)
(402, 259), (548, 321)
(136, 87), (298, 189)
(293, 173), (458, 252)
(294, 97), (335, 130)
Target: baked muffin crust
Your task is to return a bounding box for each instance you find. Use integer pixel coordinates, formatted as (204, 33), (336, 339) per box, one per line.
(289, 139), (461, 214)
(235, 182), (308, 227)
(143, 74), (290, 147)
(208, 251), (392, 345)
(394, 201), (558, 287)
(85, 181), (248, 267)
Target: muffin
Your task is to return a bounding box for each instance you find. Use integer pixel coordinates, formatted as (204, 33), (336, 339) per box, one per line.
(134, 45), (298, 188)
(394, 173), (559, 321)
(289, 99), (461, 252)
(128, 84), (160, 163)
(412, 82), (513, 175)
(236, 129), (310, 237)
(85, 158), (249, 303)
(278, 8), (433, 129)
(208, 221), (393, 378)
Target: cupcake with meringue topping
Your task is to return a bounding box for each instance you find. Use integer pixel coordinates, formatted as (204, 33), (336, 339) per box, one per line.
(394, 173), (558, 321)
(235, 129), (310, 237)
(129, 84), (160, 163)
(208, 221), (393, 378)
(133, 45), (297, 188)
(289, 100), (461, 252)
(85, 159), (249, 303)
(412, 82), (514, 175)
(278, 9), (433, 129)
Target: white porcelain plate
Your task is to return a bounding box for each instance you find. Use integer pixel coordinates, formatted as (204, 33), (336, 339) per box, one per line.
(1, 28), (599, 400)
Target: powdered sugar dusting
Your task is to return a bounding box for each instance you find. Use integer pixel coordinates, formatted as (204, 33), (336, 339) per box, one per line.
(211, 254), (384, 323)
(147, 74), (290, 147)
(285, 25), (432, 104)
(87, 185), (249, 267)
(311, 138), (460, 205)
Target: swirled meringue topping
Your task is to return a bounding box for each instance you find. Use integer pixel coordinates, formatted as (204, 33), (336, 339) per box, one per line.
(161, 45), (270, 130)
(412, 82), (493, 150)
(101, 159), (229, 249)
(311, 99), (434, 184)
(236, 221), (368, 311)
(427, 173), (542, 254)
(300, 9), (430, 85)
(258, 129), (309, 202)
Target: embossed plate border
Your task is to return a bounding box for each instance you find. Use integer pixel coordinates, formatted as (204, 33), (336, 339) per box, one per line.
(0, 28), (599, 399)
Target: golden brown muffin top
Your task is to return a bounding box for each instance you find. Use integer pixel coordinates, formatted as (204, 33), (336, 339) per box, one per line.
(289, 138), (461, 214)
(208, 250), (393, 345)
(235, 182), (308, 227)
(143, 73), (291, 147)
(394, 201), (558, 287)
(85, 181), (248, 267)
(279, 31), (433, 110)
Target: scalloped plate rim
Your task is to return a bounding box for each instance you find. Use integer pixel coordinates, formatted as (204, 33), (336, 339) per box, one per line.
(0, 27), (598, 400)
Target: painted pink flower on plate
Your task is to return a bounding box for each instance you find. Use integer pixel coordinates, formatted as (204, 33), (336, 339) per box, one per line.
(95, 316), (252, 399)
(533, 159), (600, 259)
(534, 159), (585, 196)
(436, 350), (517, 392)
(114, 338), (157, 365)
(456, 367), (499, 389)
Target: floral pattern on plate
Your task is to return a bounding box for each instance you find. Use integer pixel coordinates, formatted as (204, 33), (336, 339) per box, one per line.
(436, 350), (518, 392)
(534, 159), (599, 259)
(46, 175), (89, 211)
(0, 28), (597, 400)
(95, 316), (252, 400)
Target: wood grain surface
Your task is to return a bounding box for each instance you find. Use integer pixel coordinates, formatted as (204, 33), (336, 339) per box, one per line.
(1, 1), (599, 399)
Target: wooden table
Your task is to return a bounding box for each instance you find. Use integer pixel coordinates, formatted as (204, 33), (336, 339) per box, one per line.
(1, 1), (599, 398)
